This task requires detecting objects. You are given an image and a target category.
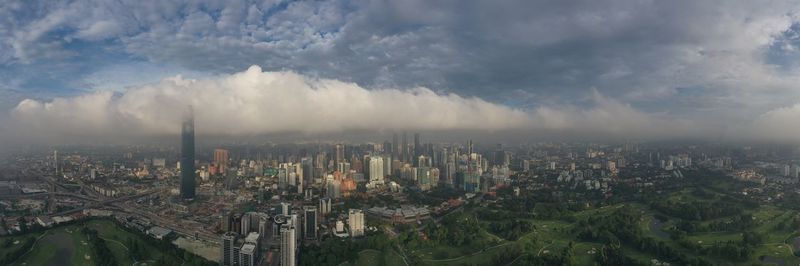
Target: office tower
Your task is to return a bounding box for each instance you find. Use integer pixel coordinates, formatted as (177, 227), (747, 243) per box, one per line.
(348, 209), (365, 237)
(303, 206), (317, 240)
(383, 140), (392, 154)
(180, 106), (196, 200)
(416, 167), (432, 191)
(369, 156), (384, 183)
(335, 144), (345, 163)
(244, 232), (261, 263)
(53, 150), (59, 177)
(413, 133), (421, 166)
(281, 224), (296, 266)
(239, 243), (256, 266)
(417, 155), (431, 168)
(402, 132), (408, 163)
(445, 161), (456, 188)
(319, 198), (331, 216)
(336, 162), (350, 175)
(327, 179), (341, 199)
(280, 202), (291, 216)
(295, 163), (303, 194)
(277, 167), (288, 189)
(392, 133), (399, 159)
(222, 211), (233, 232)
(301, 157), (313, 185)
(383, 154), (392, 177)
(233, 243), (241, 266)
(494, 144), (507, 167)
(241, 212), (251, 235)
(221, 232), (237, 266)
(214, 149), (230, 175)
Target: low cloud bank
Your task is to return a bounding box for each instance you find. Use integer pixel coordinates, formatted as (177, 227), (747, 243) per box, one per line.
(11, 65), (799, 144)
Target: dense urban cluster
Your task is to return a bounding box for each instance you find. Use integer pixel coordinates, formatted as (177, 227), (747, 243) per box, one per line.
(3, 123), (800, 265)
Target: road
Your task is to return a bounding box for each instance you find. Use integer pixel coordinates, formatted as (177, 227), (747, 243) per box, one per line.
(50, 189), (163, 216)
(115, 206), (220, 244)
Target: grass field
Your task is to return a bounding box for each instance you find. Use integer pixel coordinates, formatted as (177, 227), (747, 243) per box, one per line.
(352, 249), (405, 266)
(8, 225), (96, 266)
(0, 219), (177, 266)
(345, 248), (405, 266)
(446, 200), (800, 266)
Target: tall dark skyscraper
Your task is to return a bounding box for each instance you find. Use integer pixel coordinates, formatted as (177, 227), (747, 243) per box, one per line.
(413, 133), (421, 166)
(180, 106), (196, 200)
(401, 132), (408, 163)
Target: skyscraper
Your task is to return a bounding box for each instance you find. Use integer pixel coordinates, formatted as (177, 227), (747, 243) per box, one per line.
(214, 148), (230, 175)
(348, 209), (364, 237)
(392, 133), (399, 159)
(303, 206), (317, 240)
(281, 224), (296, 266)
(402, 132), (408, 163)
(369, 156), (384, 183)
(53, 150), (59, 177)
(180, 106), (196, 200)
(221, 232), (237, 266)
(335, 144), (345, 163)
(413, 133), (421, 166)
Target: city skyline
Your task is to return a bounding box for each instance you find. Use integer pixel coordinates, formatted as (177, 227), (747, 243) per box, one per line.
(5, 2), (800, 266)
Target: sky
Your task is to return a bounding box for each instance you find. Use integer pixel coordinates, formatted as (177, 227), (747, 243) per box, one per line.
(2, 0), (800, 145)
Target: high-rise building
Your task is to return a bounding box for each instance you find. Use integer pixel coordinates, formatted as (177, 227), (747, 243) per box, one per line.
(369, 156), (384, 184)
(53, 150), (59, 177)
(383, 154), (392, 177)
(221, 232), (237, 266)
(335, 144), (345, 163)
(301, 157), (313, 185)
(319, 198), (331, 216)
(303, 206), (317, 240)
(280, 202), (291, 216)
(239, 243), (256, 266)
(337, 162), (350, 175)
(327, 179), (341, 199)
(214, 149), (230, 175)
(392, 133), (399, 159)
(413, 133), (421, 166)
(348, 209), (365, 237)
(241, 212), (252, 235)
(402, 132), (408, 163)
(180, 106), (196, 200)
(281, 224), (296, 266)
(222, 211), (233, 232)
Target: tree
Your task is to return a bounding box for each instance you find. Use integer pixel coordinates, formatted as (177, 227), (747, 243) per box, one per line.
(17, 217), (27, 233)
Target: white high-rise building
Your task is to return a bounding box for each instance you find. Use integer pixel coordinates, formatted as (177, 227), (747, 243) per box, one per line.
(241, 212), (251, 235)
(239, 243), (257, 266)
(319, 198), (331, 216)
(369, 156), (384, 183)
(348, 209), (365, 237)
(281, 224), (296, 266)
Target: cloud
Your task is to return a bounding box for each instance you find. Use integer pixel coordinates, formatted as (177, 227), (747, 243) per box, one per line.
(2, 1), (800, 143)
(6, 66), (719, 144)
(747, 103), (800, 142)
(8, 66), (534, 139)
